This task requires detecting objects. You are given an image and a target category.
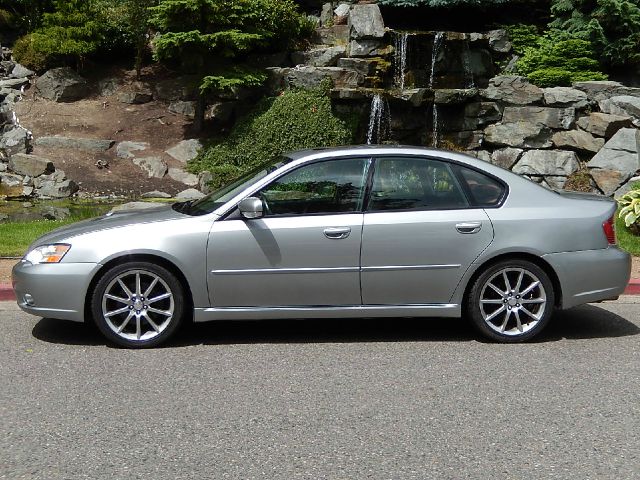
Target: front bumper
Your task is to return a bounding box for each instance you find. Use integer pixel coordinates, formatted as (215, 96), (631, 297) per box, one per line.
(12, 261), (101, 322)
(543, 247), (631, 309)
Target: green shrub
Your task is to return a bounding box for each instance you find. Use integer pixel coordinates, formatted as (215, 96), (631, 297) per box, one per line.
(12, 34), (49, 71)
(188, 82), (353, 189)
(504, 24), (540, 56)
(516, 34), (607, 87)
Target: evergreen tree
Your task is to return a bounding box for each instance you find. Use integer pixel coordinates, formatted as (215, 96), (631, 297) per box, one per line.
(150, 0), (311, 131)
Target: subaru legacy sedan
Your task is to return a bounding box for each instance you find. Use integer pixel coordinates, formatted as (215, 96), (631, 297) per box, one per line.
(13, 146), (631, 347)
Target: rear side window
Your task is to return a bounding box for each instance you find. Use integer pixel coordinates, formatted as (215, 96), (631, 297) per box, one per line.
(456, 166), (506, 207)
(368, 157), (468, 211)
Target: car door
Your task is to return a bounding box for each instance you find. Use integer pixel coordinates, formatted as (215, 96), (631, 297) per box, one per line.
(360, 156), (494, 305)
(207, 157), (370, 307)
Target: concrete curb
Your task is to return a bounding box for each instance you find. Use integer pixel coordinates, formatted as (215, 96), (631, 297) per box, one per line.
(2, 280), (640, 303)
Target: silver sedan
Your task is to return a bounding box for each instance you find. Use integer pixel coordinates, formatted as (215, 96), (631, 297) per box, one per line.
(12, 146), (631, 347)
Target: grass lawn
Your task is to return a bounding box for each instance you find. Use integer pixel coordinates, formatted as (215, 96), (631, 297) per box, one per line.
(0, 219), (77, 257)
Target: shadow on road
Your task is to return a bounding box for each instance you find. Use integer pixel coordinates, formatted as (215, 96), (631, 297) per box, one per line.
(32, 303), (638, 348)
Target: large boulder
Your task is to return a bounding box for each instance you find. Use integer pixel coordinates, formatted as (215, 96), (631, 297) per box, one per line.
(348, 39), (387, 57)
(291, 46), (346, 67)
(348, 4), (385, 39)
(502, 106), (575, 130)
(168, 100), (196, 118)
(132, 156), (167, 178)
(551, 130), (605, 154)
(337, 58), (378, 76)
(34, 136), (114, 152)
(165, 139), (202, 163)
(11, 63), (35, 79)
(8, 153), (54, 177)
(118, 83), (153, 104)
(482, 76), (544, 105)
(588, 128), (640, 195)
(512, 150), (580, 177)
(599, 95), (640, 125)
(35, 68), (89, 102)
(490, 147), (523, 170)
(176, 188), (205, 201)
(0, 77), (29, 90)
(434, 88), (478, 105)
(543, 87), (589, 108)
(0, 126), (31, 155)
(486, 29), (512, 53)
(573, 80), (640, 102)
(33, 170), (79, 198)
(463, 102), (502, 129)
(286, 66), (364, 89)
(484, 122), (552, 148)
(116, 141), (149, 159)
(576, 112), (632, 138)
(168, 168), (198, 186)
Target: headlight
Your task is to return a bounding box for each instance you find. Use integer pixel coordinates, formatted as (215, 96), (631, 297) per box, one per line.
(24, 244), (71, 264)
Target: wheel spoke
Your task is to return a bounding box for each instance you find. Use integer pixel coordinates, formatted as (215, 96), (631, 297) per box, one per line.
(514, 270), (524, 293)
(147, 292), (171, 304)
(487, 282), (505, 296)
(105, 293), (129, 304)
(521, 305), (541, 321)
(503, 271), (512, 292)
(105, 306), (130, 318)
(135, 273), (142, 296)
(148, 306), (172, 317)
(520, 280), (540, 296)
(500, 309), (511, 332)
(144, 313), (160, 333)
(481, 299), (504, 304)
(514, 310), (523, 332)
(485, 305), (506, 323)
(117, 278), (133, 298)
(521, 298), (545, 304)
(144, 277), (159, 297)
(117, 312), (133, 333)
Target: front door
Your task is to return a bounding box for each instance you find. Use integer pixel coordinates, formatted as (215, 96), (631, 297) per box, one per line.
(360, 156), (494, 305)
(207, 157), (370, 307)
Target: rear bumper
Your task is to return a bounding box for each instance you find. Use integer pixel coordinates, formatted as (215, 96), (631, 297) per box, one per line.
(12, 261), (101, 322)
(543, 247), (631, 309)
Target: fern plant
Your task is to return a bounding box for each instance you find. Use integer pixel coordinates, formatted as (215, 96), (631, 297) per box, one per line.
(618, 188), (640, 235)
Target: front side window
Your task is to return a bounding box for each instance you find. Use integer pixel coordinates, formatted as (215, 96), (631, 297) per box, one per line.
(368, 157), (468, 211)
(258, 158), (369, 216)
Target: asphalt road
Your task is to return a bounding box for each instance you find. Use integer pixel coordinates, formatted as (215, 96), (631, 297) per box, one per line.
(1, 299), (639, 480)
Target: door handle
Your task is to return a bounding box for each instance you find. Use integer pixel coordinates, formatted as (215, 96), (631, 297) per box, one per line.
(324, 227), (351, 239)
(456, 222), (482, 234)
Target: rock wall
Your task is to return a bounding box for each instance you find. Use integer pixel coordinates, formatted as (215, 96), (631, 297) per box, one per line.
(274, 2), (640, 196)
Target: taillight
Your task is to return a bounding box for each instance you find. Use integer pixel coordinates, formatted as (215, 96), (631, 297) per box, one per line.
(603, 216), (616, 245)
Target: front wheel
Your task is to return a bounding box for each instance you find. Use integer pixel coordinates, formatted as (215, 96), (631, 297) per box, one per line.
(91, 262), (186, 348)
(466, 260), (555, 342)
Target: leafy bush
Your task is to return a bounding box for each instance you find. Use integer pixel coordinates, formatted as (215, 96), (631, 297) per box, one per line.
(188, 82), (353, 189)
(550, 0), (640, 68)
(378, 0), (516, 6)
(618, 188), (640, 234)
(516, 33), (607, 87)
(504, 24), (540, 55)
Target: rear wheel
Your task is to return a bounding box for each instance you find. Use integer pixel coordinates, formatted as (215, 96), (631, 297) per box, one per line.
(91, 262), (185, 348)
(467, 259), (554, 342)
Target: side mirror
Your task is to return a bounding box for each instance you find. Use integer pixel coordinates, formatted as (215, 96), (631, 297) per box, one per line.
(238, 197), (264, 219)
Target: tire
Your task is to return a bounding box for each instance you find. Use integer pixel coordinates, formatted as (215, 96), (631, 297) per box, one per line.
(91, 261), (186, 348)
(466, 259), (555, 343)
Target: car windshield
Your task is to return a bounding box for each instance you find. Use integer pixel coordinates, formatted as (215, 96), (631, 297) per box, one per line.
(174, 156), (293, 216)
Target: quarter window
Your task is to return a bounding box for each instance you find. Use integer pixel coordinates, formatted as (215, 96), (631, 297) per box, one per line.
(368, 157), (468, 211)
(456, 166), (506, 207)
(258, 158), (369, 216)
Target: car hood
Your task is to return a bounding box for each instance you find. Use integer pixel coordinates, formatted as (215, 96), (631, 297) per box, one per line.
(29, 204), (192, 248)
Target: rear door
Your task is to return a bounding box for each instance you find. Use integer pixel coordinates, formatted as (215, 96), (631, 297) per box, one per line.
(360, 156), (494, 305)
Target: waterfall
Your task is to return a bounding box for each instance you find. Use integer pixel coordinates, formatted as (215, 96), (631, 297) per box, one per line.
(429, 32), (444, 148)
(394, 32), (409, 90)
(432, 104), (440, 148)
(462, 35), (475, 88)
(429, 31), (444, 89)
(366, 94), (390, 145)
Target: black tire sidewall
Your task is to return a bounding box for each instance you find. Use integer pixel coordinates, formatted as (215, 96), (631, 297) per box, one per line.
(91, 261), (185, 348)
(467, 260), (555, 343)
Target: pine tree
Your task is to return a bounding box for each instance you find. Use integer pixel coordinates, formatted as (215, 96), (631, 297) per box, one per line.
(150, 0), (309, 131)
